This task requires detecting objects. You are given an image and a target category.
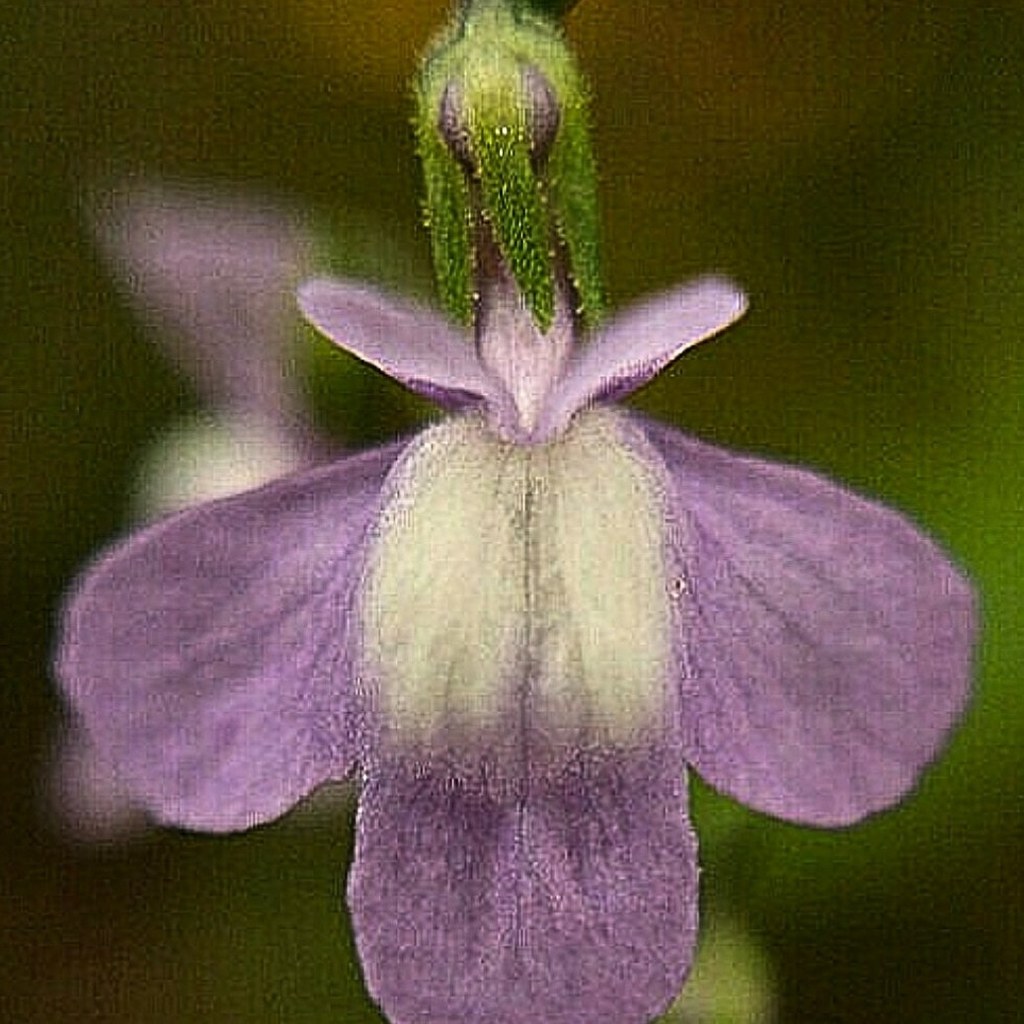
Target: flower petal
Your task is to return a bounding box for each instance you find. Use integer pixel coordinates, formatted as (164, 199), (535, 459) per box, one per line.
(642, 419), (976, 826)
(537, 277), (747, 437)
(95, 183), (312, 432)
(54, 443), (404, 831)
(360, 409), (675, 753)
(349, 749), (698, 1024)
(299, 278), (513, 413)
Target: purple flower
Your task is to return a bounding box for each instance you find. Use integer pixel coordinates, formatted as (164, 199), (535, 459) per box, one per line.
(97, 184), (331, 519)
(95, 181), (317, 452)
(52, 184), (324, 843)
(55, 263), (975, 1023)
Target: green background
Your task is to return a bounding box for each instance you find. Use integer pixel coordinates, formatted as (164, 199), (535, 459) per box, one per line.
(2, 1), (1021, 1020)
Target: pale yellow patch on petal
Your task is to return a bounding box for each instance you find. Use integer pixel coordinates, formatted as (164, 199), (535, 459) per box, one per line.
(530, 411), (673, 742)
(362, 415), (528, 742)
(362, 408), (671, 749)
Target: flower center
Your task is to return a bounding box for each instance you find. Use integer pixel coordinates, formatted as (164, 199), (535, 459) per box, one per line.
(475, 226), (575, 436)
(360, 407), (674, 760)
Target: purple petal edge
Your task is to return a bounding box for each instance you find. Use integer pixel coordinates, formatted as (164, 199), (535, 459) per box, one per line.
(537, 277), (747, 437)
(641, 417), (976, 826)
(349, 748), (698, 1024)
(298, 278), (512, 412)
(54, 442), (404, 832)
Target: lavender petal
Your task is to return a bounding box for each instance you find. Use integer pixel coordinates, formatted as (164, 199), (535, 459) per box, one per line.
(95, 182), (312, 433)
(349, 748), (698, 1024)
(537, 278), (747, 437)
(54, 443), (404, 831)
(643, 419), (976, 826)
(298, 278), (512, 412)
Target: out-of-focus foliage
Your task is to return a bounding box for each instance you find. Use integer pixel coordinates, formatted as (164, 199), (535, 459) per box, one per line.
(2, 1), (1020, 1022)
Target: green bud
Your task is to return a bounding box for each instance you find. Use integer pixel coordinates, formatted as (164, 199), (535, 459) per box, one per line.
(416, 0), (604, 332)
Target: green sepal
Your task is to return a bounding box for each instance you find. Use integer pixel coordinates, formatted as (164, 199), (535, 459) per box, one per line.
(415, 106), (475, 328)
(416, 0), (605, 332)
(471, 92), (555, 330)
(546, 80), (604, 328)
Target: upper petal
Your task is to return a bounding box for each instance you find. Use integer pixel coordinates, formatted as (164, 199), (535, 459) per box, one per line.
(299, 278), (514, 414)
(642, 418), (976, 826)
(349, 748), (698, 1024)
(537, 277), (747, 437)
(54, 442), (404, 832)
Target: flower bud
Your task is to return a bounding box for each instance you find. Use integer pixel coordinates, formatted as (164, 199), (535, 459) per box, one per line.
(416, 0), (604, 331)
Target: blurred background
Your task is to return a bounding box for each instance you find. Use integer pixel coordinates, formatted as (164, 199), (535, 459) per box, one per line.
(2, 0), (1021, 1020)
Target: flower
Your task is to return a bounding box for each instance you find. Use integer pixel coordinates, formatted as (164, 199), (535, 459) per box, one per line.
(55, 263), (975, 1023)
(55, 4), (975, 1020)
(53, 183), (339, 843)
(94, 181), (324, 495)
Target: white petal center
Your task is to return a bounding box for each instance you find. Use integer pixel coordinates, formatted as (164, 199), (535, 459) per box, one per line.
(361, 409), (672, 753)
